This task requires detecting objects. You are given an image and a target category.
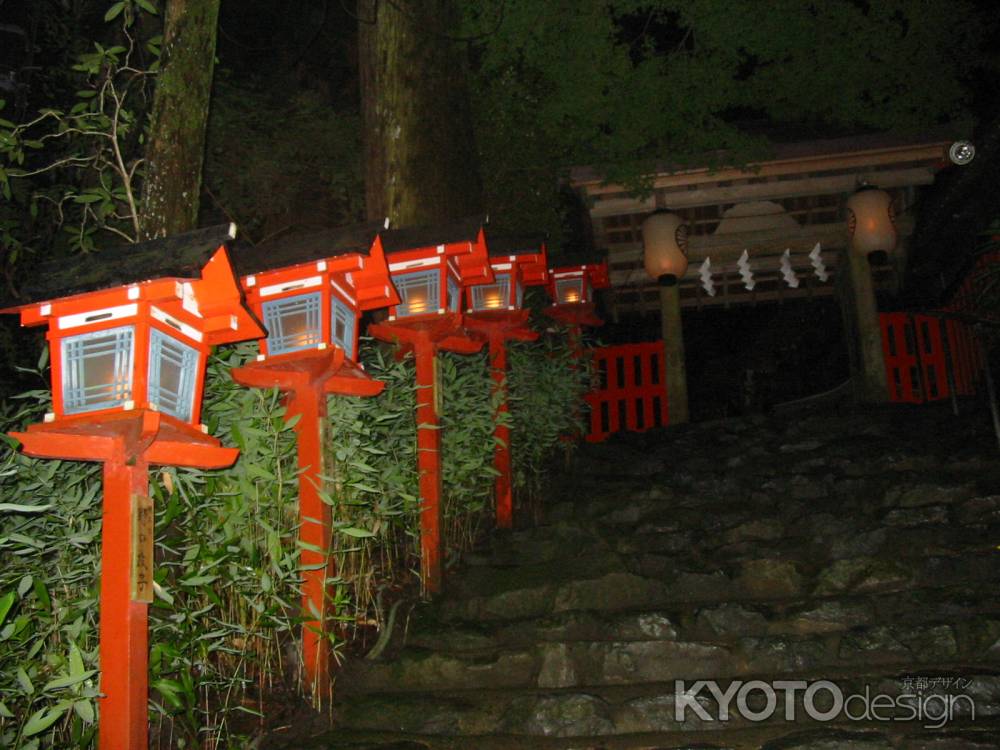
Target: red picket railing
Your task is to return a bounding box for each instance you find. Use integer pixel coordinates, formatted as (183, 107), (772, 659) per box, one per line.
(880, 248), (998, 404)
(585, 342), (669, 442)
(880, 312), (984, 404)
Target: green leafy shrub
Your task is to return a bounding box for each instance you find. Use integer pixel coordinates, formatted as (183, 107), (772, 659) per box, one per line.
(508, 327), (592, 500)
(0, 393), (102, 750)
(0, 330), (588, 748)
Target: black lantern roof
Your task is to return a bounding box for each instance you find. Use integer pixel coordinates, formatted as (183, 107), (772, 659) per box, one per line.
(378, 216), (487, 256)
(483, 232), (546, 258)
(229, 221), (385, 277)
(0, 224), (237, 309)
(548, 247), (607, 267)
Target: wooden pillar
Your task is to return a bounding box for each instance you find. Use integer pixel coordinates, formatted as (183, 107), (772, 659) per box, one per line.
(840, 249), (889, 403)
(489, 335), (512, 529)
(284, 385), (332, 699)
(99, 455), (150, 750)
(414, 345), (443, 594)
(659, 284), (689, 424)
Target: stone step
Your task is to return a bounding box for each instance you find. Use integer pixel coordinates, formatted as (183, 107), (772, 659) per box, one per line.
(439, 553), (1000, 624)
(404, 589), (1000, 660)
(343, 618), (1000, 695)
(301, 726), (1000, 750)
(332, 670), (1000, 742)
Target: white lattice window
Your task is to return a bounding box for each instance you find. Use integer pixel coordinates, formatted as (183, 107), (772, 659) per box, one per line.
(262, 292), (323, 354)
(148, 329), (199, 422)
(331, 295), (356, 359)
(395, 270), (439, 317)
(61, 326), (135, 414)
(470, 274), (511, 310)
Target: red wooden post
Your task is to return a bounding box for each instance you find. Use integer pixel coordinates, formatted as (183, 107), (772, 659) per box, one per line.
(99, 453), (149, 750)
(11, 413), (242, 750)
(285, 385), (331, 693)
(489, 335), (513, 529)
(231, 350), (386, 695)
(369, 319), (483, 595)
(414, 345), (444, 592)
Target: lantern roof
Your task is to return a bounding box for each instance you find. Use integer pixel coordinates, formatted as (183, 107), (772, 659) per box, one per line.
(380, 215), (493, 286)
(1, 224), (263, 345)
(483, 232), (545, 258)
(379, 216), (486, 256)
(549, 260), (611, 290)
(482, 232), (549, 286)
(0, 224), (239, 310)
(229, 222), (385, 276)
(232, 221), (398, 311)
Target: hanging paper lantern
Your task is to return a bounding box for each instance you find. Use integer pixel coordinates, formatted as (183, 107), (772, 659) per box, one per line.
(641, 211), (689, 286)
(846, 185), (897, 260)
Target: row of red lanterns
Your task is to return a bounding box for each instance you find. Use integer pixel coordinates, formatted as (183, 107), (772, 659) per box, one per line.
(0, 219), (609, 750)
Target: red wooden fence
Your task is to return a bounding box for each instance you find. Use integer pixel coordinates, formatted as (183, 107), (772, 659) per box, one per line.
(880, 312), (983, 404)
(585, 341), (669, 442)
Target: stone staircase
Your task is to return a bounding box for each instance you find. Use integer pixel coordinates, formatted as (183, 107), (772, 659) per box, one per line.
(284, 403), (1000, 749)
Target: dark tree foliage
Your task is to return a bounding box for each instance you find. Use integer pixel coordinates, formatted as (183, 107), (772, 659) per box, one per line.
(458, 0), (987, 243)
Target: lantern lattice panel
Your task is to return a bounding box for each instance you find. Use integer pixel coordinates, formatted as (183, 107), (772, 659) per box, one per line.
(471, 274), (511, 310)
(395, 270), (440, 317)
(331, 296), (356, 358)
(262, 292), (323, 354)
(61, 326), (135, 414)
(148, 329), (199, 422)
(555, 278), (584, 304)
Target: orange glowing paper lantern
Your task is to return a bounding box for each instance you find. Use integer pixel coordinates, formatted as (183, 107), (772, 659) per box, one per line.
(465, 234), (549, 529)
(642, 210), (689, 285)
(1, 224), (263, 750)
(368, 217), (493, 594)
(846, 185), (897, 260)
(228, 223), (399, 697)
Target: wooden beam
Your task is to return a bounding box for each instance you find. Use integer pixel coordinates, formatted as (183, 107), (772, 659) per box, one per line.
(588, 167), (935, 217)
(574, 141), (949, 197)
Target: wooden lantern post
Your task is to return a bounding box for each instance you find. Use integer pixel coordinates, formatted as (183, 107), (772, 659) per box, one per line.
(641, 211), (690, 425)
(368, 218), (493, 595)
(464, 235), (549, 529)
(842, 185), (894, 403)
(228, 224), (398, 697)
(0, 226), (263, 750)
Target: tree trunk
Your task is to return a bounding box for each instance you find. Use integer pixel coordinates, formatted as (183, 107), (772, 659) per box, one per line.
(139, 0), (221, 239)
(358, 0), (483, 227)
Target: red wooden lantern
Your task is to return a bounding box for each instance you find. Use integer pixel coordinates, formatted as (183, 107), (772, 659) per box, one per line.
(1, 225), (263, 750)
(228, 223), (398, 697)
(368, 217), (493, 594)
(545, 259), (610, 329)
(464, 234), (549, 529)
